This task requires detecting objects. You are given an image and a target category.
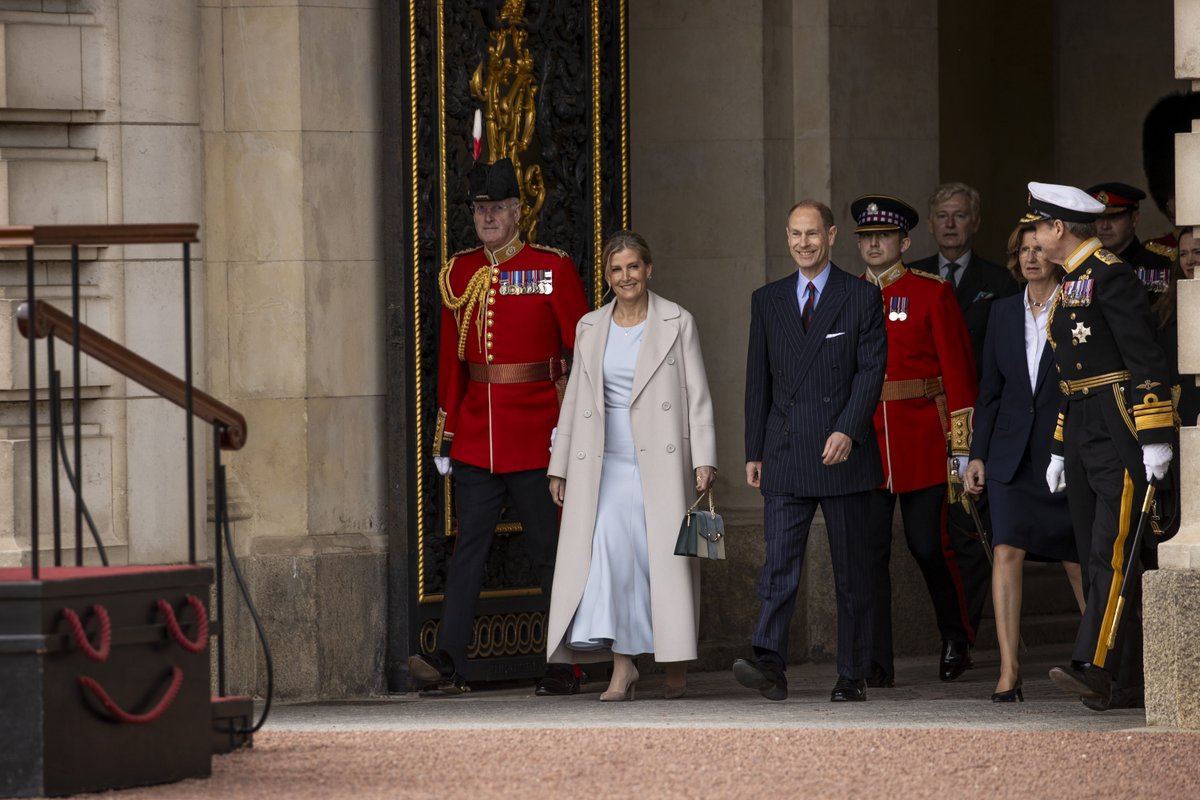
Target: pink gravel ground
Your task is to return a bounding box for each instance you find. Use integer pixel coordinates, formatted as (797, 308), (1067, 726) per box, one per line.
(100, 727), (1200, 800)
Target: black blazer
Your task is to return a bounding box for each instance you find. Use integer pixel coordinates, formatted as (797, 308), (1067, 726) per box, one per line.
(744, 264), (887, 496)
(908, 251), (1019, 375)
(969, 293), (1057, 483)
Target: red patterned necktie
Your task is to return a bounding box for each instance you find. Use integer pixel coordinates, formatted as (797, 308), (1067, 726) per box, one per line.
(802, 282), (815, 331)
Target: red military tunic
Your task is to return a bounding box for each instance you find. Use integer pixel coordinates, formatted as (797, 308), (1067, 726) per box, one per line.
(435, 235), (589, 473)
(867, 263), (978, 493)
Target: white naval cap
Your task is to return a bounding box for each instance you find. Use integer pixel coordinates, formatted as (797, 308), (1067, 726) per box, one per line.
(1020, 181), (1107, 224)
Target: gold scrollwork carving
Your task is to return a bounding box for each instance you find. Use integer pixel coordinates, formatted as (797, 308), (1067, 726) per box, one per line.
(419, 619), (439, 654)
(470, 0), (546, 241)
(462, 612), (547, 658)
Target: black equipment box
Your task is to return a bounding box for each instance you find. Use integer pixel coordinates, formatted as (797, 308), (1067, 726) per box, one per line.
(0, 565), (214, 797)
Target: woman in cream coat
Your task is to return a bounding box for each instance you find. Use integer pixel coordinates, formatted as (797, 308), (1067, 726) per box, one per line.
(547, 231), (717, 701)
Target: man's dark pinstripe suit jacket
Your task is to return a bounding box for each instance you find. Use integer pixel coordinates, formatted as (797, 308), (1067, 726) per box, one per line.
(745, 264), (888, 496)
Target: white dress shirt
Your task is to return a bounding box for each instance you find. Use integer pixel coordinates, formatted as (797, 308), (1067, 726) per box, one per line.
(1023, 284), (1056, 392)
(796, 262), (832, 311)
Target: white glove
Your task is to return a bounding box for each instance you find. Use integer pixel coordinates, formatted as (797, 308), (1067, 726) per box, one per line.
(549, 426), (557, 454)
(434, 456), (452, 476)
(1046, 453), (1066, 493)
(1142, 443), (1173, 481)
(953, 455), (968, 481)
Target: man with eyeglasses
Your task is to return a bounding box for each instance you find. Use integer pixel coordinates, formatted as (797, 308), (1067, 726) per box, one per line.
(410, 157), (589, 695)
(856, 194), (980, 689)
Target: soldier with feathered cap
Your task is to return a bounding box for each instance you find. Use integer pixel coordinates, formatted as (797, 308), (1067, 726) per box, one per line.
(410, 157), (589, 695)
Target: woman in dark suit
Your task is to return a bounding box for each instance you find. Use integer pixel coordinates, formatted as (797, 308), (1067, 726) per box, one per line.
(963, 221), (1084, 702)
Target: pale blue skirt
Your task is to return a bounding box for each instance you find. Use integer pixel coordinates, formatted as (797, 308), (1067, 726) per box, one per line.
(566, 404), (654, 655)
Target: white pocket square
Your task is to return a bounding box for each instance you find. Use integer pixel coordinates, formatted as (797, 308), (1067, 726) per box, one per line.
(825, 332), (846, 339)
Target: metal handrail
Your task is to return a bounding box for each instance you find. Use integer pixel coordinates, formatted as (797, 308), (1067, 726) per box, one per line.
(17, 300), (247, 451)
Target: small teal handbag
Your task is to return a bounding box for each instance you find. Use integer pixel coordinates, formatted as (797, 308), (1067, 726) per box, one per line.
(673, 489), (725, 561)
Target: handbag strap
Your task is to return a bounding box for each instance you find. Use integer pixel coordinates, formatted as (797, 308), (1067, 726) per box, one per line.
(686, 488), (717, 519)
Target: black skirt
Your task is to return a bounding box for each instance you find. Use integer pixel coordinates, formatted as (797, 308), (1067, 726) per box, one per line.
(989, 450), (1078, 563)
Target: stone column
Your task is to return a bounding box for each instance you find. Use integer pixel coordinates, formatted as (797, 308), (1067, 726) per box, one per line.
(1144, 0), (1200, 729)
(201, 0), (385, 700)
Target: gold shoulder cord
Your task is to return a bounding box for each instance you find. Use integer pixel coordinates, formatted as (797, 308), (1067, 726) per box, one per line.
(438, 257), (492, 360)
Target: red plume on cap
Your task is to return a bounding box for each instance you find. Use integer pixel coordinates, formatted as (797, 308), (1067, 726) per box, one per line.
(472, 109), (482, 161)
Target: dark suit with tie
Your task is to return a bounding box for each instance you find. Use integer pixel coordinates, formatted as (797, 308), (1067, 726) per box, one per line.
(908, 250), (1017, 639)
(744, 264), (887, 679)
(970, 293), (1076, 562)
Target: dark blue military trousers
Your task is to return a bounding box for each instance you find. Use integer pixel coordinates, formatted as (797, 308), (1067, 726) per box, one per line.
(866, 485), (974, 681)
(439, 462), (560, 669)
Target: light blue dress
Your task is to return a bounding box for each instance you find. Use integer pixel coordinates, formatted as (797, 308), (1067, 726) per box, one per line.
(567, 319), (654, 655)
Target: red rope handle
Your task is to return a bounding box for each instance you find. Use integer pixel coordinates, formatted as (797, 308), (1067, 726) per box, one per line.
(156, 595), (209, 654)
(61, 605), (112, 663)
(79, 666), (184, 725)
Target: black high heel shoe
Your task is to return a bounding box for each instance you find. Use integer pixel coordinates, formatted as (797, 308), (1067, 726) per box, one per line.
(992, 676), (1024, 703)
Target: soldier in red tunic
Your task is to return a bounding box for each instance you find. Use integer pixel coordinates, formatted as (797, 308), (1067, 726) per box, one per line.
(855, 194), (980, 688)
(409, 158), (589, 694)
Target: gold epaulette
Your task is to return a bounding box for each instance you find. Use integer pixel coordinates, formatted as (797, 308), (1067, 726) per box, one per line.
(529, 242), (570, 259)
(910, 268), (946, 284)
(1094, 249), (1122, 265)
(949, 407), (973, 455)
(437, 246), (484, 295)
(1146, 241), (1178, 260)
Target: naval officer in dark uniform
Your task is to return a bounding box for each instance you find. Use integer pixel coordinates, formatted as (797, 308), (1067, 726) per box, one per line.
(1027, 182), (1174, 710)
(1087, 182), (1174, 296)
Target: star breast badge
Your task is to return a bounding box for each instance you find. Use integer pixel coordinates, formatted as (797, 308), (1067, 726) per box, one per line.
(1071, 321), (1092, 344)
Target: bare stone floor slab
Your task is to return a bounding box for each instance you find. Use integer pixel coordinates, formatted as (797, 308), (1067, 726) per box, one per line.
(268, 645), (1155, 733)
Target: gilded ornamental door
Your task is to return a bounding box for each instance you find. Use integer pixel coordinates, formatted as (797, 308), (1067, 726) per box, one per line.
(382, 0), (630, 687)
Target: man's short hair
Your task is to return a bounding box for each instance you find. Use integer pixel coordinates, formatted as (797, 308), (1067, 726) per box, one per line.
(928, 182), (981, 219)
(1065, 220), (1097, 239)
(787, 200), (835, 230)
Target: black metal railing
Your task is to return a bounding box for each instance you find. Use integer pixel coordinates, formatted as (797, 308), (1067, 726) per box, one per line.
(4, 223), (271, 732)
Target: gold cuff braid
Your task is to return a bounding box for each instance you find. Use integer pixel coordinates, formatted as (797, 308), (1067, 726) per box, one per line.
(1133, 397), (1176, 432)
(950, 407), (973, 456)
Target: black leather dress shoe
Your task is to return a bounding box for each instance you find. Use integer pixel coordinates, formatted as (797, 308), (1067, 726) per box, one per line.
(830, 676), (866, 702)
(866, 662), (894, 688)
(435, 673), (471, 695)
(1048, 661), (1112, 706)
(732, 656), (788, 701)
(408, 650), (454, 688)
(1082, 684), (1142, 711)
(939, 640), (971, 681)
(535, 663), (583, 696)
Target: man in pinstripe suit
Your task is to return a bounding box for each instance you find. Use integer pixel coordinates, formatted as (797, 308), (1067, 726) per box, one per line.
(733, 200), (888, 702)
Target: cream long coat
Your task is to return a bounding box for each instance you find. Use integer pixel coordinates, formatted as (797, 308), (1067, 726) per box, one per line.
(546, 292), (717, 664)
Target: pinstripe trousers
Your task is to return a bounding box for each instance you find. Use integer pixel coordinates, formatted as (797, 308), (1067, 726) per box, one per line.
(752, 491), (873, 679)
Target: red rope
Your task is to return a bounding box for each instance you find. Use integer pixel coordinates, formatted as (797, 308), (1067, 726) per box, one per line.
(156, 595), (209, 654)
(61, 605), (112, 663)
(79, 666), (184, 725)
